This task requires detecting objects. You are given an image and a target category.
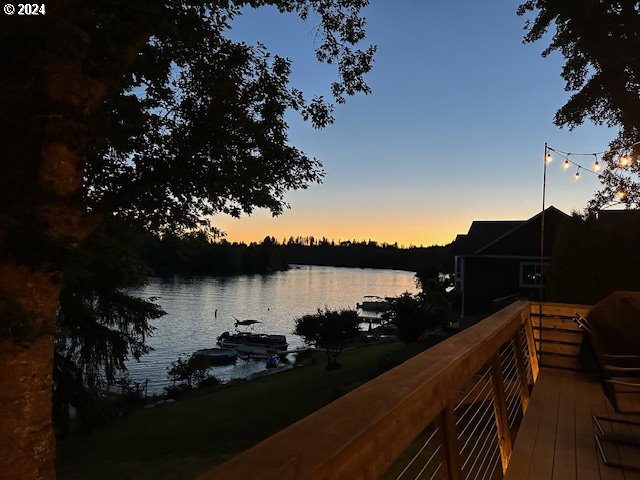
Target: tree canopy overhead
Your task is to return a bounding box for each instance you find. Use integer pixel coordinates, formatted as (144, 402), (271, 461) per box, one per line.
(0, 2), (375, 477)
(518, 1), (640, 210)
(2, 0), (375, 236)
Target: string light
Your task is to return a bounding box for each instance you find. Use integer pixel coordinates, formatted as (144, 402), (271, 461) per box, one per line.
(543, 142), (640, 196)
(619, 154), (630, 168)
(593, 154), (601, 172)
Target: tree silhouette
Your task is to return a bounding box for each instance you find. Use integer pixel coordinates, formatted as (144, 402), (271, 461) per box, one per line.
(518, 1), (640, 210)
(546, 213), (640, 304)
(383, 291), (451, 343)
(0, 2), (374, 476)
(294, 309), (361, 370)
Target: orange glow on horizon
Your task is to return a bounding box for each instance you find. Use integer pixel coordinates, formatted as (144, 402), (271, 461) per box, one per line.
(209, 204), (547, 248)
(212, 212), (464, 248)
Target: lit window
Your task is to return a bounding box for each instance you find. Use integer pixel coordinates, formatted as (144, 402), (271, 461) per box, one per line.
(520, 263), (546, 288)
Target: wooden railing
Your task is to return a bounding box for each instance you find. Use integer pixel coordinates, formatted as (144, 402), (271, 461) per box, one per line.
(530, 302), (591, 371)
(199, 301), (589, 480)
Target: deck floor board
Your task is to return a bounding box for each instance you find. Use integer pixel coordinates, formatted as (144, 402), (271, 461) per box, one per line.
(505, 368), (640, 480)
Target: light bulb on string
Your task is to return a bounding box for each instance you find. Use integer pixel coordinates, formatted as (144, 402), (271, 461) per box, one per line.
(593, 154), (601, 172)
(619, 154), (630, 168)
(563, 159), (570, 170)
(545, 153), (553, 164)
(574, 168), (581, 181)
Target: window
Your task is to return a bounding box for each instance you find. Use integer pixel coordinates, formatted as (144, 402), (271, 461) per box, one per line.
(520, 262), (546, 288)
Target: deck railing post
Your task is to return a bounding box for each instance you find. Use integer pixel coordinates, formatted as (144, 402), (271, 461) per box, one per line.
(510, 333), (530, 413)
(523, 309), (539, 382)
(437, 404), (463, 480)
(490, 354), (513, 473)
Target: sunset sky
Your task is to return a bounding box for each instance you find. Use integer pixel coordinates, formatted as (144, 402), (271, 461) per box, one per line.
(214, 1), (613, 247)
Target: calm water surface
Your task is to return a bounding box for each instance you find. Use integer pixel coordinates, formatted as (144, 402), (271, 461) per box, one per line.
(127, 265), (417, 393)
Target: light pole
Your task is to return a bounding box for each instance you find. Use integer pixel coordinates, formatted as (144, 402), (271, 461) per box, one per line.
(538, 143), (550, 364)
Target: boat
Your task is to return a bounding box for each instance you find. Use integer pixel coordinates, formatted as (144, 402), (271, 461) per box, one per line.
(356, 295), (389, 312)
(234, 319), (261, 327)
(217, 331), (288, 358)
(192, 347), (238, 366)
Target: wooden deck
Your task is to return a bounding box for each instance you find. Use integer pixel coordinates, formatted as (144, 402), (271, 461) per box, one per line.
(505, 368), (640, 480)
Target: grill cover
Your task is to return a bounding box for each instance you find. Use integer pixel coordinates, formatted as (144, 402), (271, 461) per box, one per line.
(586, 291), (640, 355)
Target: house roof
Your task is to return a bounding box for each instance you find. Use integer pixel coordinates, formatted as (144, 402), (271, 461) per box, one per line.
(453, 220), (525, 255)
(477, 206), (569, 256)
(453, 206), (570, 257)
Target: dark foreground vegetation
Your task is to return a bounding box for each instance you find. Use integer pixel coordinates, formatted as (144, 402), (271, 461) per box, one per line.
(56, 340), (441, 480)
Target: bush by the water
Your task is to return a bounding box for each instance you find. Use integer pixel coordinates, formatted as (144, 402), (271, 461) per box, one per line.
(294, 308), (361, 370)
(165, 354), (220, 397)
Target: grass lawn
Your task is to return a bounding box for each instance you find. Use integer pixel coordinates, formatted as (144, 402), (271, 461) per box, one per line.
(56, 339), (437, 480)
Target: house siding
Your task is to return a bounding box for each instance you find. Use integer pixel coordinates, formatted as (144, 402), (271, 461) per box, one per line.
(463, 256), (543, 316)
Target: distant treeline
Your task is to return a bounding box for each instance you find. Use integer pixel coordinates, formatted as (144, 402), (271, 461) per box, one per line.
(133, 232), (288, 276)
(281, 236), (454, 273)
(130, 232), (454, 276)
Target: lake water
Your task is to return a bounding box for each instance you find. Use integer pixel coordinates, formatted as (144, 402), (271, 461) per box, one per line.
(127, 265), (417, 393)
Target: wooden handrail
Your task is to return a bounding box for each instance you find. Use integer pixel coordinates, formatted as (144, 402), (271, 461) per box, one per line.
(199, 301), (532, 480)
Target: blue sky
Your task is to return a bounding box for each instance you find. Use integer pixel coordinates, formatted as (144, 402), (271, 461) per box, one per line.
(214, 1), (613, 246)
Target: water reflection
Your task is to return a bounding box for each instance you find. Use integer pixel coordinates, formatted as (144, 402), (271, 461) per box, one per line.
(127, 265), (417, 393)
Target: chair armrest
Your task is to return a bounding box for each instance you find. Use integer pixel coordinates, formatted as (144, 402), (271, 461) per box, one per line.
(605, 378), (640, 388)
(603, 354), (640, 360)
(604, 364), (640, 373)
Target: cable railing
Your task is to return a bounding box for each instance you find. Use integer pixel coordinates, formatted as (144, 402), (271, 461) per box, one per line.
(384, 424), (443, 480)
(199, 302), (589, 480)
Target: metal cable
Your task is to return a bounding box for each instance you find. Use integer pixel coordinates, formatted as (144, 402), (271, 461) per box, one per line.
(427, 462), (442, 480)
(463, 421), (499, 480)
(394, 427), (439, 480)
(457, 379), (495, 438)
(480, 445), (502, 480)
(455, 366), (491, 418)
(411, 445), (441, 480)
(456, 367), (493, 424)
(460, 398), (497, 466)
(470, 437), (500, 480)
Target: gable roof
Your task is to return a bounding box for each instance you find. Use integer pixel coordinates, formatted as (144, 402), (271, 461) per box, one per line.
(453, 220), (525, 255)
(477, 206), (569, 256)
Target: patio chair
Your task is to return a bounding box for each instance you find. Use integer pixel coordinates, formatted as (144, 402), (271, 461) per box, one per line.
(573, 291), (640, 471)
(577, 291), (640, 414)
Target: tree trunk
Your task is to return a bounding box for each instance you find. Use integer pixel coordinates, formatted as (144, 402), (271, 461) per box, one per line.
(0, 338), (56, 480)
(0, 57), (107, 478)
(0, 267), (60, 479)
(1, 3), (152, 473)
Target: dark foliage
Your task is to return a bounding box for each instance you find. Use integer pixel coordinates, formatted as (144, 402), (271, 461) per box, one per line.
(294, 308), (361, 369)
(546, 212), (640, 304)
(166, 354), (220, 397)
(53, 220), (164, 432)
(128, 231), (452, 276)
(281, 237), (454, 273)
(383, 290), (451, 343)
(1, 1), (374, 469)
(518, 1), (640, 210)
(135, 232), (288, 275)
(1, 0), (374, 335)
(72, 0), (373, 234)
